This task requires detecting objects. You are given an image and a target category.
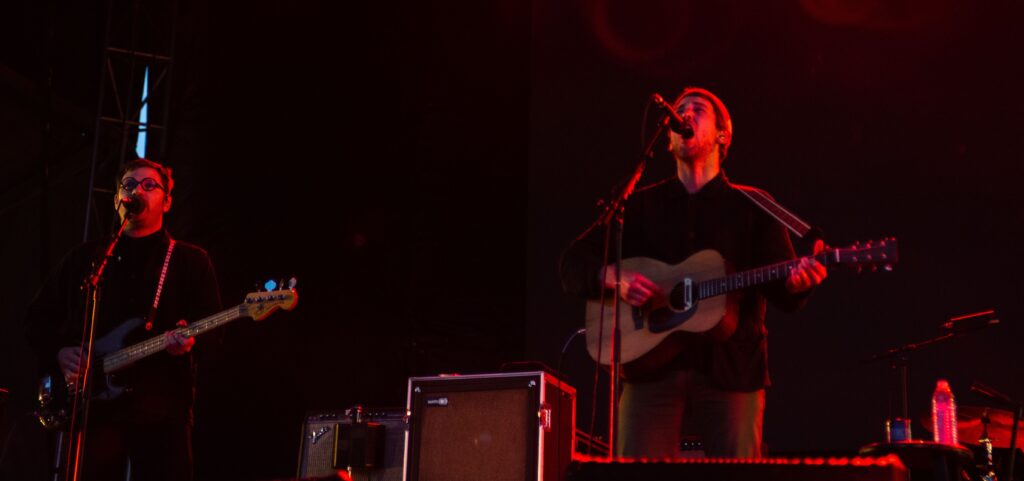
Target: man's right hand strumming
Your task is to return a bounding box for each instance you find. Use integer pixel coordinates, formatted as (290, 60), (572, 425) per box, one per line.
(57, 346), (84, 382)
(603, 266), (664, 307)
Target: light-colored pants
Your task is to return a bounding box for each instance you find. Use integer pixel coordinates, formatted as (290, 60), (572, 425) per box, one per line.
(616, 369), (765, 458)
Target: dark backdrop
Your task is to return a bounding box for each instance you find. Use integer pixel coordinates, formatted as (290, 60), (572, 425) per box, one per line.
(2, 0), (1023, 479)
(527, 0), (1024, 454)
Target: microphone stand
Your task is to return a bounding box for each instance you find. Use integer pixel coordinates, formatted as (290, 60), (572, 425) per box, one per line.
(1010, 406), (1020, 481)
(971, 381), (1022, 481)
(864, 310), (999, 444)
(583, 108), (671, 458)
(64, 210), (132, 481)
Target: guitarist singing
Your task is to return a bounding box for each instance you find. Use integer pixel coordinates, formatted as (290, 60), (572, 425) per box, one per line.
(560, 87), (827, 459)
(26, 158), (221, 481)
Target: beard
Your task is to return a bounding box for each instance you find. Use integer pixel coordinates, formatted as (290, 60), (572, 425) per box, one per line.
(672, 134), (716, 163)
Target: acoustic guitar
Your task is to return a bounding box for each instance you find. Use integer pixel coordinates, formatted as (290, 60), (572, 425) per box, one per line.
(585, 239), (897, 377)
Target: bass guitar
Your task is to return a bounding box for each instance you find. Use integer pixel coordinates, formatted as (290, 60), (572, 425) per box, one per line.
(585, 239), (897, 378)
(37, 282), (298, 429)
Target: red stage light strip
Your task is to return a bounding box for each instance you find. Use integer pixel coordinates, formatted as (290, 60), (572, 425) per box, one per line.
(571, 452), (905, 470)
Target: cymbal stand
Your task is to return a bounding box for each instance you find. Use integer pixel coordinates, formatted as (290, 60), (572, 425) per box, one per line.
(972, 381), (1022, 481)
(980, 413), (996, 481)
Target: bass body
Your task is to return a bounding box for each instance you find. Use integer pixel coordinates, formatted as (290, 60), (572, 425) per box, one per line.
(37, 285), (298, 429)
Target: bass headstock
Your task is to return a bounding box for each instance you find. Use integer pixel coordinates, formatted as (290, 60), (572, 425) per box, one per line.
(244, 277), (299, 321)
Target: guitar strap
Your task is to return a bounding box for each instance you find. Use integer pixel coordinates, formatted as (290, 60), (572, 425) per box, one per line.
(144, 238), (177, 331)
(735, 186), (815, 239)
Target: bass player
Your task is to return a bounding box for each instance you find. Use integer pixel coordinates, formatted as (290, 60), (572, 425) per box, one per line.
(26, 158), (221, 480)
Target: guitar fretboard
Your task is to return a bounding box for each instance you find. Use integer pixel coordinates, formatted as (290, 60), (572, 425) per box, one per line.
(103, 305), (248, 373)
(697, 252), (832, 300)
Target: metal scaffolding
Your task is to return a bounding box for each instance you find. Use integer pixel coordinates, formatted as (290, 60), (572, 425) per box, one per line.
(82, 0), (179, 242)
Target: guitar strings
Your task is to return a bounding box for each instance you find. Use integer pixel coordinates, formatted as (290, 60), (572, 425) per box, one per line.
(103, 306), (244, 372)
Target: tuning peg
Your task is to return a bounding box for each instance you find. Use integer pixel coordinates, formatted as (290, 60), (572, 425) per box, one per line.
(884, 264), (893, 272)
(264, 279), (278, 292)
(288, 277), (298, 289)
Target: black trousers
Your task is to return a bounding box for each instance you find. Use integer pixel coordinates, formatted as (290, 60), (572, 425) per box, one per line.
(617, 369), (765, 458)
(79, 401), (193, 481)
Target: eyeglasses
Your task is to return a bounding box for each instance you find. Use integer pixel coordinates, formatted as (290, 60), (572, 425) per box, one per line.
(120, 177), (165, 193)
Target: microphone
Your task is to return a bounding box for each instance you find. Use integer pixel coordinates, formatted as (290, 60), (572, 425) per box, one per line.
(941, 310), (998, 333)
(652, 93), (694, 139)
(120, 196), (144, 217)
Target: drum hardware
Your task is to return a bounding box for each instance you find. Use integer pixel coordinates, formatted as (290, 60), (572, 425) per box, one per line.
(979, 412), (996, 481)
(921, 406), (1024, 449)
(865, 310), (1000, 444)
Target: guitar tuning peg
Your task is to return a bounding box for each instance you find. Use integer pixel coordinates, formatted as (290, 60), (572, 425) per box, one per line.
(264, 279), (278, 292)
(884, 264), (893, 272)
(288, 277), (298, 289)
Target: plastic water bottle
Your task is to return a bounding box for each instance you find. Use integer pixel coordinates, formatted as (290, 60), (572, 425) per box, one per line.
(932, 379), (958, 445)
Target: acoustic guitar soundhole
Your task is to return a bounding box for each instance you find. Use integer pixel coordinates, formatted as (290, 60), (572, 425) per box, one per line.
(669, 282), (688, 311)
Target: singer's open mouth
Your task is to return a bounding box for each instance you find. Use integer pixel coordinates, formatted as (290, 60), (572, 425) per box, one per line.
(681, 126), (695, 139)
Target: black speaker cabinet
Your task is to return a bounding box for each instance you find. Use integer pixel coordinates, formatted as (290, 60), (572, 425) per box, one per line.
(405, 372), (576, 481)
(296, 407), (406, 480)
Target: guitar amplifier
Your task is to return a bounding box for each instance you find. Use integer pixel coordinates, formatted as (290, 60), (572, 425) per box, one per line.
(405, 371), (576, 481)
(296, 407), (406, 480)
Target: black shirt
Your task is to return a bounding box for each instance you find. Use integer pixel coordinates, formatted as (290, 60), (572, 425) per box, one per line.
(26, 229), (222, 422)
(560, 172), (809, 391)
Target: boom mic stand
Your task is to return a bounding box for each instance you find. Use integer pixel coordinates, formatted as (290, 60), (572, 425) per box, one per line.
(64, 208), (133, 481)
(580, 95), (673, 458)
